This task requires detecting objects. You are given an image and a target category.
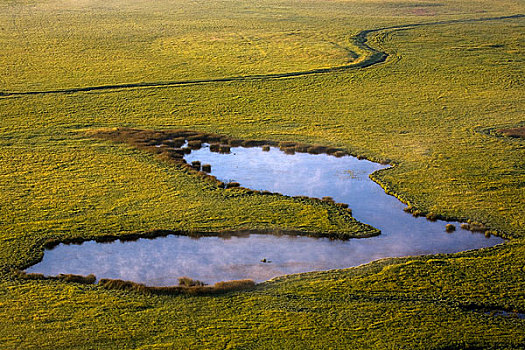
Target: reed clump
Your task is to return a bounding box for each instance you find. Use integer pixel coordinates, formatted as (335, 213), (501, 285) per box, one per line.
(187, 140), (202, 149)
(60, 273), (97, 284)
(241, 140), (270, 147)
(15, 271), (47, 280)
(426, 212), (438, 221)
(98, 278), (256, 295)
(15, 271), (96, 284)
(202, 164), (211, 172)
(156, 151), (183, 164)
(229, 139), (243, 146)
(282, 147), (295, 155)
(497, 126), (525, 138)
(279, 141), (296, 148)
(307, 145), (326, 154)
(191, 161), (201, 171)
(324, 147), (339, 155)
(459, 221), (488, 233)
(172, 137), (186, 147)
(226, 182), (240, 188)
(178, 276), (206, 287)
(201, 134), (220, 143)
(468, 221), (488, 232)
(445, 224), (456, 232)
(161, 139), (176, 147)
(186, 133), (206, 142)
(219, 145), (231, 153)
(294, 144), (309, 153)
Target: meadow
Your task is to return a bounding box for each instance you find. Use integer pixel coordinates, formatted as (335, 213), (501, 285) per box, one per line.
(0, 0), (524, 348)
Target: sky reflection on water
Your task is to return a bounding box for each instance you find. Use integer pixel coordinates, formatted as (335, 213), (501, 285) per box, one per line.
(27, 146), (503, 285)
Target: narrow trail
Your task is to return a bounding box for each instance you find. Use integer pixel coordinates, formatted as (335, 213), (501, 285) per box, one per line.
(0, 14), (522, 98)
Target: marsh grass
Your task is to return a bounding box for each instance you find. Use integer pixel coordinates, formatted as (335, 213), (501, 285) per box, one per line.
(171, 138), (186, 147)
(426, 213), (439, 221)
(187, 140), (202, 149)
(226, 182), (240, 189)
(468, 221), (488, 232)
(1, 5), (524, 347)
(412, 210), (422, 217)
(98, 278), (256, 295)
(279, 141), (297, 148)
(497, 127), (525, 138)
(178, 277), (206, 287)
(294, 144), (310, 153)
(16, 271), (96, 285)
(229, 139), (243, 147)
(219, 145), (231, 153)
(191, 161), (201, 171)
(307, 145), (327, 154)
(445, 224), (456, 232)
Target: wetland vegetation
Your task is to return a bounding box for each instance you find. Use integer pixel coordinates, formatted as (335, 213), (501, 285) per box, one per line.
(26, 143), (502, 285)
(0, 0), (524, 348)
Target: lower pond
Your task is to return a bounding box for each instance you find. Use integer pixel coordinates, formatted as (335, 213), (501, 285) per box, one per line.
(26, 145), (503, 285)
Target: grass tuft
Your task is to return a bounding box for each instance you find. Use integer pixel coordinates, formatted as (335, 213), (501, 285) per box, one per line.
(445, 224), (456, 232)
(178, 276), (206, 287)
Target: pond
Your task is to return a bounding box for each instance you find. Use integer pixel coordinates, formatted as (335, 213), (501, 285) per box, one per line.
(26, 145), (503, 285)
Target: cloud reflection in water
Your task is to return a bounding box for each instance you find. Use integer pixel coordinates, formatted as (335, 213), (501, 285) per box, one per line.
(27, 146), (503, 285)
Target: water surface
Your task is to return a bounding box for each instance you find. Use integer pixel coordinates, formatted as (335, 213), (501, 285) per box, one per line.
(27, 145), (503, 285)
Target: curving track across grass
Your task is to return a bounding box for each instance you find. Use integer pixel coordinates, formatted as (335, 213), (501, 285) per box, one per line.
(0, 14), (522, 97)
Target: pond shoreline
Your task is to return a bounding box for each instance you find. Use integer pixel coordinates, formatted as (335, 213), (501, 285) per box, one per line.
(23, 130), (503, 286)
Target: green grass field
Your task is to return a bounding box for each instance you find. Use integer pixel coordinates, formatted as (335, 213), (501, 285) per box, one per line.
(1, 0), (524, 348)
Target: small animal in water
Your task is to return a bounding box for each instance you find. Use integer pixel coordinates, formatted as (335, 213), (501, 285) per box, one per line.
(260, 258), (271, 263)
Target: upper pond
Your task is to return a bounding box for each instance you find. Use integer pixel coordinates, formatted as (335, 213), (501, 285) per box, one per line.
(27, 145), (503, 285)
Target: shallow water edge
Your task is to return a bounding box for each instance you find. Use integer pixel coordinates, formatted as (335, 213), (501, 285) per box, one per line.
(26, 130), (504, 285)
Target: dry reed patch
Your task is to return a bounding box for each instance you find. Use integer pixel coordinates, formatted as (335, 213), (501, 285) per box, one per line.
(98, 278), (256, 295)
(497, 127), (525, 138)
(16, 271), (96, 284)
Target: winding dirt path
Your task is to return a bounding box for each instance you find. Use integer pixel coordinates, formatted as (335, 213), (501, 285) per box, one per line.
(0, 14), (522, 98)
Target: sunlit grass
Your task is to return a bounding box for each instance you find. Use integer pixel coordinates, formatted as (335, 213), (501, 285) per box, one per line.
(0, 0), (524, 348)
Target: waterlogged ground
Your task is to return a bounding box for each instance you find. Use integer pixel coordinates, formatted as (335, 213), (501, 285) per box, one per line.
(27, 146), (503, 285)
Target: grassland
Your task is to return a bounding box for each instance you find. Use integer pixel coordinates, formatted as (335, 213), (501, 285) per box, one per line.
(0, 0), (524, 348)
